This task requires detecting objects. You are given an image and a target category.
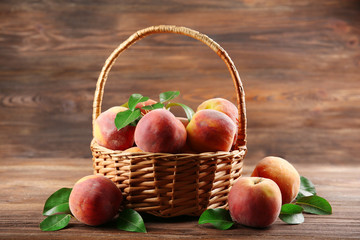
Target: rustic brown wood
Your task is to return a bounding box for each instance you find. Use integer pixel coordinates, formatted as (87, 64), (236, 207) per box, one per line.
(0, 158), (359, 239)
(1, 0), (360, 238)
(1, 0), (359, 163)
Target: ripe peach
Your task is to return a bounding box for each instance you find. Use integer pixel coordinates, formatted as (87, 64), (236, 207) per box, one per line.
(186, 109), (236, 152)
(69, 175), (123, 226)
(123, 146), (143, 153)
(135, 99), (157, 115)
(228, 177), (282, 228)
(197, 98), (238, 124)
(94, 106), (135, 150)
(176, 117), (189, 128)
(251, 156), (300, 204)
(134, 109), (187, 153)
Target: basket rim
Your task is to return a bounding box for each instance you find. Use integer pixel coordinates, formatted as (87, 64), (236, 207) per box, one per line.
(91, 138), (247, 158)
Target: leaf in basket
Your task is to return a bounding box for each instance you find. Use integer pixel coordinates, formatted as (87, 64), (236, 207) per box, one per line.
(121, 101), (129, 108)
(128, 93), (149, 111)
(43, 188), (72, 216)
(296, 176), (317, 199)
(40, 214), (71, 231)
(115, 108), (141, 130)
(141, 102), (164, 111)
(116, 209), (147, 233)
(296, 195), (332, 215)
(198, 208), (234, 230)
(166, 102), (195, 121)
(159, 91), (180, 103)
(279, 204), (304, 225)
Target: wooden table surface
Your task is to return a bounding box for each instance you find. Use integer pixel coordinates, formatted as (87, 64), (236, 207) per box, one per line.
(1, 158), (359, 239)
(1, 0), (360, 239)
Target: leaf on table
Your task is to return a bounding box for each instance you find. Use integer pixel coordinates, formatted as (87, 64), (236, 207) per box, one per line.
(279, 204), (304, 225)
(40, 214), (71, 231)
(43, 188), (72, 216)
(296, 176), (317, 199)
(116, 209), (147, 233)
(296, 195), (332, 215)
(198, 208), (234, 230)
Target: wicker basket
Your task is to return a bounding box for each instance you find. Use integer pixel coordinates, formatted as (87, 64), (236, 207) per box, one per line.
(91, 25), (247, 218)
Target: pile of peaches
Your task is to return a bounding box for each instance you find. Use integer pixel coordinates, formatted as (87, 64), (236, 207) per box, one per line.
(68, 156), (301, 228)
(94, 94), (240, 154)
(67, 92), (303, 229)
(228, 156), (300, 228)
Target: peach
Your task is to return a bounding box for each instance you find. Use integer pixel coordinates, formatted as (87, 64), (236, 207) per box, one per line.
(251, 156), (300, 204)
(134, 109), (187, 153)
(123, 146), (143, 153)
(186, 109), (236, 152)
(228, 177), (282, 228)
(176, 117), (189, 128)
(69, 175), (123, 226)
(94, 106), (135, 150)
(135, 99), (157, 115)
(197, 98), (238, 124)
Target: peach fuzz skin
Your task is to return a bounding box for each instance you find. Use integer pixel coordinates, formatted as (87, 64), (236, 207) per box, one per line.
(94, 106), (135, 150)
(123, 146), (143, 153)
(197, 98), (239, 125)
(186, 109), (236, 152)
(69, 175), (123, 226)
(251, 156), (300, 204)
(228, 177), (282, 228)
(176, 117), (189, 128)
(135, 99), (157, 115)
(134, 109), (187, 153)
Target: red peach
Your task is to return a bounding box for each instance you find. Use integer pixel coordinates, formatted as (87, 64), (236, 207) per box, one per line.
(197, 98), (239, 124)
(251, 156), (301, 204)
(176, 117), (189, 128)
(186, 109), (236, 152)
(134, 109), (187, 153)
(123, 146), (143, 153)
(228, 177), (282, 228)
(69, 175), (123, 226)
(94, 106), (135, 150)
(135, 99), (157, 115)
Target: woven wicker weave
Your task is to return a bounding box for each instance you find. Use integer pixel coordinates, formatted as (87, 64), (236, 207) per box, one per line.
(91, 25), (247, 217)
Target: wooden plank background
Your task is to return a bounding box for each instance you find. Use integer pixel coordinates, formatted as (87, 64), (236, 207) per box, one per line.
(1, 0), (359, 165)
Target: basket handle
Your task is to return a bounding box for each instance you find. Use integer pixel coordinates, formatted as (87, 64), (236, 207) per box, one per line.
(93, 25), (247, 148)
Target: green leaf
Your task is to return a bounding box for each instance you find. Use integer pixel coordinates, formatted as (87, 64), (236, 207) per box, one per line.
(166, 102), (195, 122)
(121, 102), (129, 108)
(159, 91), (180, 103)
(198, 208), (234, 230)
(296, 195), (332, 215)
(116, 209), (147, 233)
(128, 94), (149, 111)
(141, 102), (164, 111)
(297, 176), (317, 199)
(115, 109), (141, 130)
(279, 204), (304, 225)
(281, 203), (304, 214)
(40, 214), (71, 231)
(43, 188), (72, 216)
(279, 212), (304, 225)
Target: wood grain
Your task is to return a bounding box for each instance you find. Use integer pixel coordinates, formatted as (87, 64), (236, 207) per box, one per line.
(0, 158), (359, 239)
(1, 0), (360, 164)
